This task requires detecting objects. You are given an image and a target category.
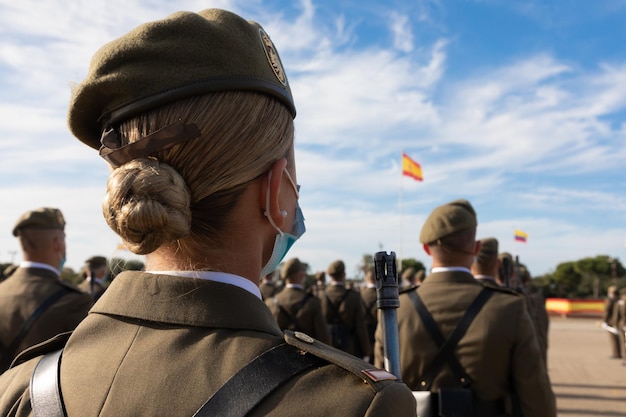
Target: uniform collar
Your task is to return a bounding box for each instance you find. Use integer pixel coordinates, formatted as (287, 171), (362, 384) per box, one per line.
(91, 271), (282, 336)
(20, 261), (60, 276)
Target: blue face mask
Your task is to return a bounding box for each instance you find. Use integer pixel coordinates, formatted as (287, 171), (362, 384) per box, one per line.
(260, 169), (306, 278)
(58, 256), (66, 273)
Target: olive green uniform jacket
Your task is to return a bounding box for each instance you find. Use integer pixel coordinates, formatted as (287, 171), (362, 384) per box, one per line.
(0, 272), (416, 416)
(266, 286), (332, 344)
(0, 267), (92, 372)
(259, 281), (279, 300)
(77, 278), (107, 301)
(613, 297), (626, 359)
(323, 284), (372, 358)
(360, 286), (378, 360)
(375, 270), (556, 417)
(604, 295), (622, 358)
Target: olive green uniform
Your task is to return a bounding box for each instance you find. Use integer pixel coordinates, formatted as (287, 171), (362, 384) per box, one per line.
(375, 270), (556, 417)
(0, 272), (416, 416)
(0, 266), (92, 372)
(360, 285), (378, 362)
(267, 286), (332, 344)
(77, 279), (107, 301)
(603, 294), (622, 358)
(323, 284), (372, 358)
(260, 281), (280, 300)
(613, 296), (626, 360)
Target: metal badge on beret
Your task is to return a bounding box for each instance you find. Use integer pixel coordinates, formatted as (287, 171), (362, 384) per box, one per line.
(419, 199), (477, 244)
(68, 8), (296, 151)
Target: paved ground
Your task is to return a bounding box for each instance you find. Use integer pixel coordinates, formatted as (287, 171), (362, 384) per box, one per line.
(548, 316), (626, 417)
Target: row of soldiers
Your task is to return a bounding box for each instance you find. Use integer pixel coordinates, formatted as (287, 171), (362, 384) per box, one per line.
(603, 285), (626, 361)
(0, 207), (111, 373)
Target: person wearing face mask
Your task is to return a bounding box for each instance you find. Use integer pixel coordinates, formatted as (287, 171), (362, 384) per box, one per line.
(0, 9), (416, 416)
(0, 207), (92, 374)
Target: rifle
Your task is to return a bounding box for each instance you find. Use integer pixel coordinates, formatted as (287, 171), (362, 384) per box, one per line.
(374, 251), (401, 380)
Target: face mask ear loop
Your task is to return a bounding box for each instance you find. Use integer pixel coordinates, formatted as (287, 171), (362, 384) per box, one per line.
(264, 170), (284, 236)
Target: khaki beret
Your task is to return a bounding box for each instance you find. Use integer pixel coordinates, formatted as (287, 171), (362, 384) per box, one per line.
(327, 260), (345, 276)
(281, 257), (306, 279)
(478, 237), (499, 256)
(13, 208), (65, 237)
(86, 256), (108, 269)
(69, 8), (295, 150)
(419, 199), (477, 244)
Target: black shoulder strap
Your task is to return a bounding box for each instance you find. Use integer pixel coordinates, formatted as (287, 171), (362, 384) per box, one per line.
(30, 349), (66, 417)
(193, 343), (323, 416)
(31, 343), (324, 417)
(408, 288), (493, 390)
(1, 287), (70, 372)
(325, 289), (351, 323)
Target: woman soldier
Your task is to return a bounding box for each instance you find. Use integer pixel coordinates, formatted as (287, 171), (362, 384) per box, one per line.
(0, 8), (415, 416)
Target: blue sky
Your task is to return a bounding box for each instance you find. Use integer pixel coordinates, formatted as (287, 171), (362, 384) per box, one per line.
(0, 0), (625, 278)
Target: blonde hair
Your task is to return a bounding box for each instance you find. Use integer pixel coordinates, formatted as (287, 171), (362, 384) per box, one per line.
(103, 91), (294, 265)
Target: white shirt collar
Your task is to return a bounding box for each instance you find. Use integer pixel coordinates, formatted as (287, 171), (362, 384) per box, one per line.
(20, 261), (59, 276)
(431, 266), (472, 274)
(147, 270), (262, 300)
(286, 283), (304, 290)
(473, 274), (495, 281)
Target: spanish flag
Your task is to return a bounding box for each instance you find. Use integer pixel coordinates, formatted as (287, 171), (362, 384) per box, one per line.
(402, 153), (423, 181)
(514, 229), (528, 243)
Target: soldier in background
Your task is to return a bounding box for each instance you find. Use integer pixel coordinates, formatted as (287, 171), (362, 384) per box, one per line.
(323, 260), (372, 361)
(520, 266), (550, 367)
(78, 256), (109, 301)
(0, 208), (92, 373)
(259, 270), (280, 300)
(613, 288), (626, 362)
(311, 271), (326, 298)
(376, 199), (556, 416)
(360, 265), (377, 363)
(471, 237), (501, 288)
(603, 285), (622, 359)
(267, 258), (331, 344)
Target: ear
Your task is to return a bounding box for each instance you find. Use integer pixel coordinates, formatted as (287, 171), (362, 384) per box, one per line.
(422, 243), (431, 256)
(473, 240), (481, 256)
(261, 158), (288, 229)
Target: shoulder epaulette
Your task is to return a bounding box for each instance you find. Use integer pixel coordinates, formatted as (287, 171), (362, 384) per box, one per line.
(284, 330), (398, 391)
(11, 331), (72, 368)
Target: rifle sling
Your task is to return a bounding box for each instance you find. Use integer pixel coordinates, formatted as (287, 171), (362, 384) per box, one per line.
(30, 343), (324, 417)
(408, 288), (493, 390)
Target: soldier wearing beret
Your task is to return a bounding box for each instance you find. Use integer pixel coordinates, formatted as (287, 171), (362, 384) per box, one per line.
(360, 265), (378, 364)
(603, 285), (622, 359)
(322, 260), (372, 361)
(613, 288), (626, 362)
(266, 258), (331, 344)
(375, 199), (556, 417)
(0, 9), (415, 416)
(78, 256), (109, 301)
(519, 266), (550, 367)
(0, 208), (92, 373)
(259, 270), (281, 300)
(471, 237), (501, 288)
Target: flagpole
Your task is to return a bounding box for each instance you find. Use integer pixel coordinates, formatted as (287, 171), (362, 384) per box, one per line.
(398, 154), (404, 270)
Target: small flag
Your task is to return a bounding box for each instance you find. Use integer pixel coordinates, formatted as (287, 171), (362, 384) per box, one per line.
(402, 153), (423, 181)
(514, 229), (528, 243)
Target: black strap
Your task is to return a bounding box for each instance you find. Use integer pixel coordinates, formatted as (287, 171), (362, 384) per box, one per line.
(1, 287), (70, 372)
(275, 293), (312, 330)
(324, 290), (351, 324)
(193, 343), (324, 417)
(30, 349), (66, 417)
(30, 343), (324, 417)
(409, 288), (493, 390)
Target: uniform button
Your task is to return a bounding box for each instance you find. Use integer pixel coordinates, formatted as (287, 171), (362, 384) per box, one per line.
(420, 381), (427, 387)
(460, 377), (466, 384)
(294, 331), (315, 344)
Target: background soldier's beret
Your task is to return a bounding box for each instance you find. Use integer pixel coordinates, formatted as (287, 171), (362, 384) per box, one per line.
(68, 8), (296, 150)
(498, 252), (513, 262)
(86, 256), (108, 269)
(12, 208), (65, 237)
(281, 257), (306, 279)
(327, 260), (346, 276)
(478, 237), (499, 257)
(419, 199), (477, 244)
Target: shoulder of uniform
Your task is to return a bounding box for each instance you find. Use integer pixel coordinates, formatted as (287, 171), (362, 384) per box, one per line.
(483, 285), (522, 297)
(399, 285), (419, 295)
(58, 279), (87, 294)
(284, 330), (398, 391)
(11, 331), (72, 368)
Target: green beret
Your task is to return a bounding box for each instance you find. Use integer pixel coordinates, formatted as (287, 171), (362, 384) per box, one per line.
(419, 199), (477, 244)
(281, 257), (306, 279)
(86, 256), (108, 269)
(327, 260), (345, 276)
(13, 208), (65, 237)
(69, 8), (296, 150)
(478, 237), (499, 256)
